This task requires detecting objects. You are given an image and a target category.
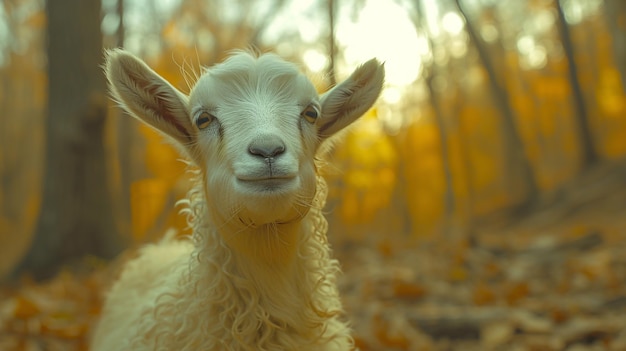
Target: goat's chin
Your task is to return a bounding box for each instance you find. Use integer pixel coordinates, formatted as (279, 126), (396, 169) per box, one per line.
(238, 188), (313, 226)
(230, 178), (315, 226)
(237, 198), (310, 227)
(207, 168), (316, 227)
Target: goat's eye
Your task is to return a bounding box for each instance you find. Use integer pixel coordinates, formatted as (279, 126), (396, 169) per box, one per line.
(196, 112), (214, 129)
(301, 105), (319, 124)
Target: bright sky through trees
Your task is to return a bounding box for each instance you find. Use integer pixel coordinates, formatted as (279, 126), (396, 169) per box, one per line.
(101, 0), (426, 90)
(335, 0), (421, 87)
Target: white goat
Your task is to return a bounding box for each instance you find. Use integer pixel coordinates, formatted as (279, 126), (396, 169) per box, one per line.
(91, 49), (384, 351)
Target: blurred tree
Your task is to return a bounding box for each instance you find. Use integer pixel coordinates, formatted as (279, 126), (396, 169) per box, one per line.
(327, 0), (337, 86)
(454, 0), (538, 208)
(113, 0), (133, 238)
(116, 0), (125, 47)
(555, 0), (598, 168)
(414, 0), (455, 229)
(0, 0), (48, 279)
(604, 0), (626, 91)
(13, 0), (123, 280)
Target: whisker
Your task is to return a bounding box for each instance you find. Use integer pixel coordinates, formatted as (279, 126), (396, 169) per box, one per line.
(194, 46), (202, 82)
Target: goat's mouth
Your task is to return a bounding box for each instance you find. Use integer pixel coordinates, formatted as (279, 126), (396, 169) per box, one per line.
(236, 176), (298, 193)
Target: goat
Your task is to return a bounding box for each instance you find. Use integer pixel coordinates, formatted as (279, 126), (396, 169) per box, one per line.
(91, 49), (384, 351)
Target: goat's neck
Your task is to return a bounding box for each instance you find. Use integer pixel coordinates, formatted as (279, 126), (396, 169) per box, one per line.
(209, 217), (321, 327)
(220, 220), (303, 267)
(225, 221), (306, 309)
(187, 183), (340, 345)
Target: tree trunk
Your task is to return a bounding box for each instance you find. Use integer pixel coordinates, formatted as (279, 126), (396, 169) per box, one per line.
(13, 0), (122, 280)
(415, 0), (455, 229)
(114, 0), (133, 238)
(327, 0), (337, 86)
(453, 0), (538, 207)
(555, 0), (598, 168)
(425, 75), (455, 225)
(116, 0), (125, 47)
(604, 0), (626, 92)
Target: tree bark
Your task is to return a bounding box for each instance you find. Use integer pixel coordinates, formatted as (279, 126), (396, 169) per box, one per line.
(415, 0), (455, 228)
(425, 75), (455, 223)
(13, 0), (122, 280)
(453, 0), (538, 207)
(555, 0), (598, 168)
(114, 0), (133, 238)
(603, 0), (626, 92)
(327, 0), (337, 86)
(116, 0), (125, 47)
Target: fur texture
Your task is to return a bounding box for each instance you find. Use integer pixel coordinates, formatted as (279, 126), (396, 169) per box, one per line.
(91, 49), (384, 351)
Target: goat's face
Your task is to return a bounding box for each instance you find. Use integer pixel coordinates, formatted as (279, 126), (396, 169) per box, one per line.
(188, 55), (321, 225)
(106, 50), (384, 228)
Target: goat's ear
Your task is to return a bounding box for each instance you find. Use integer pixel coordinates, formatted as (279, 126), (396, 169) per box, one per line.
(105, 49), (193, 146)
(318, 59), (384, 139)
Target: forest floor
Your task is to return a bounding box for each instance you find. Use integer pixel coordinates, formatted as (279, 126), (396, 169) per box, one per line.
(343, 162), (626, 350)
(1, 163), (626, 351)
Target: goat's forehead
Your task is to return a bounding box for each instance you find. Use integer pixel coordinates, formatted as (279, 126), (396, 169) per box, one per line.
(189, 53), (318, 107)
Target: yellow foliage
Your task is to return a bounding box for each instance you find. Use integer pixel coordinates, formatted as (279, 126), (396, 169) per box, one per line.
(505, 282), (530, 305)
(593, 69), (626, 159)
(139, 124), (186, 185)
(130, 179), (171, 242)
(26, 11), (46, 29)
(339, 189), (360, 224)
(533, 77), (569, 99)
(596, 68), (625, 116)
(472, 282), (497, 306)
(130, 124), (190, 241)
(448, 266), (468, 282)
(332, 110), (398, 225)
(401, 121), (446, 234)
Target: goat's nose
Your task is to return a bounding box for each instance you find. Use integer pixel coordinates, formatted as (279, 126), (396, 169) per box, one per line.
(248, 135), (286, 158)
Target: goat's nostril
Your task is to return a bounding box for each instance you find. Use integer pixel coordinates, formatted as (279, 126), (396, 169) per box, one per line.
(249, 144), (284, 157)
(248, 136), (286, 158)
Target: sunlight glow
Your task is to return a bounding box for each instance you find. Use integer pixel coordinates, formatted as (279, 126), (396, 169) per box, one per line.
(101, 13), (120, 36)
(297, 20), (320, 43)
(517, 35), (547, 70)
(422, 0), (441, 38)
(564, 0), (584, 24)
(382, 86), (402, 104)
(531, 9), (555, 34)
(302, 49), (327, 72)
(0, 4), (8, 66)
(481, 24), (498, 43)
(337, 0), (421, 87)
(450, 38), (467, 58)
(563, 0), (602, 24)
(526, 46), (547, 68)
(517, 35), (535, 54)
(441, 12), (464, 36)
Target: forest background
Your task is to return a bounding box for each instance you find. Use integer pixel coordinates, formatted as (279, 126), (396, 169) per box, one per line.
(1, 0), (626, 350)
